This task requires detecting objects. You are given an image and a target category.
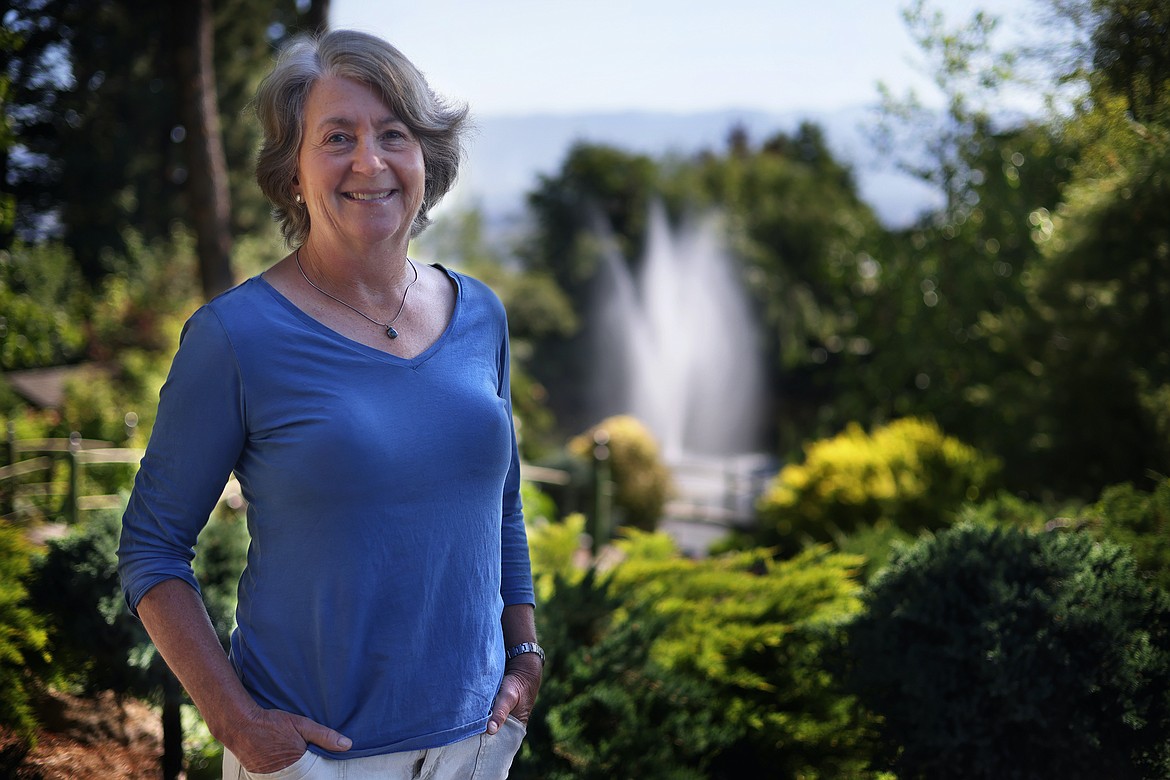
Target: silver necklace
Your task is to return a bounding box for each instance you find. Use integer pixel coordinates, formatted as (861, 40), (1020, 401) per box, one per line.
(296, 248), (418, 339)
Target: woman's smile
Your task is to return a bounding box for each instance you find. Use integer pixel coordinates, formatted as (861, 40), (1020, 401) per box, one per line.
(344, 189), (395, 201)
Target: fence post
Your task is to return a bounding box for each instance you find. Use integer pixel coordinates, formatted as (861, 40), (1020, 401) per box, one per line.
(591, 428), (613, 557)
(66, 431), (81, 525)
(1, 421), (14, 516)
(124, 411), (139, 443)
(5, 420), (14, 468)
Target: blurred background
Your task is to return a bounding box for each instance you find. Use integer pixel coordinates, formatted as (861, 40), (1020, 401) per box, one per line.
(3, 1), (1170, 778)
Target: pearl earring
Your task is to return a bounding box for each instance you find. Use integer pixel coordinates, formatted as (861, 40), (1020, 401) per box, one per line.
(294, 193), (304, 205)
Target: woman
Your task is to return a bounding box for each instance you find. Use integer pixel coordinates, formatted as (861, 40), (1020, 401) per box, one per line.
(117, 30), (542, 779)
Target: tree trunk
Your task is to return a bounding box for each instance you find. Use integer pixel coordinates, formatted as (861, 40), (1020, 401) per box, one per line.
(174, 0), (234, 300)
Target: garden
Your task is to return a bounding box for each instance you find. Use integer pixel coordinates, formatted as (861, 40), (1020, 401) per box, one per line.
(3, 0), (1170, 777)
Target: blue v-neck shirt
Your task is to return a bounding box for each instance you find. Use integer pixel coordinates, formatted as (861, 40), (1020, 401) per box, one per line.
(118, 267), (535, 757)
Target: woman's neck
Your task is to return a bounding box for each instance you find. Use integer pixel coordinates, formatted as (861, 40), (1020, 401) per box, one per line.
(297, 236), (415, 306)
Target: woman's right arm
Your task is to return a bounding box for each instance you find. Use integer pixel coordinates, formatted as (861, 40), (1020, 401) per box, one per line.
(136, 579), (351, 771)
(118, 307), (349, 770)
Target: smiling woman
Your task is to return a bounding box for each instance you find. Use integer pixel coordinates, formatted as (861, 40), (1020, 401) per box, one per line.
(117, 29), (541, 780)
(253, 31), (468, 246)
(295, 75), (426, 254)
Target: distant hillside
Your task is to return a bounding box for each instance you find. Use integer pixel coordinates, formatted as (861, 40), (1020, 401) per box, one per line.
(441, 106), (944, 230)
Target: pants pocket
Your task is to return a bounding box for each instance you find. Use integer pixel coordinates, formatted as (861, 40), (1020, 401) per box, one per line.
(471, 717), (526, 779)
(228, 749), (322, 780)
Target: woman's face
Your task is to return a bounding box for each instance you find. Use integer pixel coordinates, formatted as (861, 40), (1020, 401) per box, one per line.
(295, 75), (425, 253)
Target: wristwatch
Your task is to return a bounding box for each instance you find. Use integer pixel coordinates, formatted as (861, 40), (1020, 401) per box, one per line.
(505, 641), (546, 667)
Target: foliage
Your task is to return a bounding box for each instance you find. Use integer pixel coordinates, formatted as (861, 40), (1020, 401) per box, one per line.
(27, 505), (247, 694)
(59, 348), (171, 446)
(524, 143), (662, 299)
(828, 520), (916, 584)
(831, 122), (1078, 496)
(845, 523), (1170, 779)
(569, 415), (673, 532)
(952, 489), (1065, 533)
(1, 228), (196, 380)
(1, 0), (321, 277)
(0, 523), (49, 742)
(520, 145), (663, 435)
(0, 242), (88, 370)
(1089, 479), (1170, 595)
(872, 0), (1017, 220)
(85, 228), (201, 359)
(756, 418), (999, 557)
(1018, 105), (1170, 495)
(518, 529), (873, 779)
(525, 513), (588, 604)
(26, 510), (157, 696)
(192, 507), (249, 648)
(677, 123), (883, 380)
(1090, 0), (1170, 121)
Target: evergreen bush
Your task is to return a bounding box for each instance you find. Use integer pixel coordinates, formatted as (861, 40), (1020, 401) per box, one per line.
(757, 417), (999, 556)
(568, 415), (673, 532)
(1090, 478), (1170, 594)
(518, 527), (874, 779)
(845, 523), (1170, 779)
(0, 523), (49, 742)
(28, 510), (157, 696)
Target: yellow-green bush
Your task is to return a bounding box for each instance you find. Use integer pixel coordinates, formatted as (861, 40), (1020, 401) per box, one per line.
(516, 529), (876, 779)
(526, 512), (588, 603)
(569, 415), (673, 532)
(758, 417), (999, 555)
(0, 523), (49, 742)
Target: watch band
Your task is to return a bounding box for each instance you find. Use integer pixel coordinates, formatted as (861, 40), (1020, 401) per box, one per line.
(505, 641), (546, 667)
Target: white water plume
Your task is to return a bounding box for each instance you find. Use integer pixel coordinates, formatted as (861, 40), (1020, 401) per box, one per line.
(590, 202), (767, 459)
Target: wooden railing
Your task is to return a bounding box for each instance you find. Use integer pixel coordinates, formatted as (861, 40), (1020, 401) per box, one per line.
(0, 424), (142, 524)
(3, 421), (571, 529)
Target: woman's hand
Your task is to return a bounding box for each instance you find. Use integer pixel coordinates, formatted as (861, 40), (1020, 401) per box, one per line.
(487, 652), (543, 734)
(134, 581), (351, 773)
(227, 706), (353, 774)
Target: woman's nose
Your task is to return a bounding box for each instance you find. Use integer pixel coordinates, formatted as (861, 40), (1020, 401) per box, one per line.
(351, 137), (387, 175)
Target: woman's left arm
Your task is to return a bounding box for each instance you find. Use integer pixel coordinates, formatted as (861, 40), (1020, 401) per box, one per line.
(488, 603), (542, 733)
(489, 302), (541, 733)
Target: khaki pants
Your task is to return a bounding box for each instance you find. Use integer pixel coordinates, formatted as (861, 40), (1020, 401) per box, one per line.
(222, 717), (526, 780)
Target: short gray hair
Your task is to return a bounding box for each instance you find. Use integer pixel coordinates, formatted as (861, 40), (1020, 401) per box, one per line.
(254, 29), (470, 245)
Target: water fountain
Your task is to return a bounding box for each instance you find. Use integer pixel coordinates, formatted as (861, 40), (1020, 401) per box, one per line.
(589, 203), (776, 551)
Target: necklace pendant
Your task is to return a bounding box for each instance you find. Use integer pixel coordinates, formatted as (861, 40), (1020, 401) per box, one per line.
(386, 325), (398, 339)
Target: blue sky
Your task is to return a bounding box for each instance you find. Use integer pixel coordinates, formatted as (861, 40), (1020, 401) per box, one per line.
(331, 0), (1041, 117)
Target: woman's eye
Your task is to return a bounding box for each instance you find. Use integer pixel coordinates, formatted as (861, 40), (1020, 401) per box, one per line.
(326, 133), (349, 144)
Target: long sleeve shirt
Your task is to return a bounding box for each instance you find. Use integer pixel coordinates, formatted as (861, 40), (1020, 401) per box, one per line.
(117, 266), (534, 757)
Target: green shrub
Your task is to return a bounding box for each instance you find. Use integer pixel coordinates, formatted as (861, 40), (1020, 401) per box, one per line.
(0, 230), (197, 373)
(87, 229), (200, 360)
(0, 242), (88, 370)
(0, 523), (49, 742)
(29, 505), (247, 692)
(192, 507), (249, 648)
(28, 510), (157, 696)
(526, 512), (588, 603)
(953, 489), (1066, 532)
(757, 417), (999, 556)
(845, 523), (1170, 779)
(518, 531), (874, 779)
(1090, 479), (1170, 594)
(568, 415), (673, 532)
